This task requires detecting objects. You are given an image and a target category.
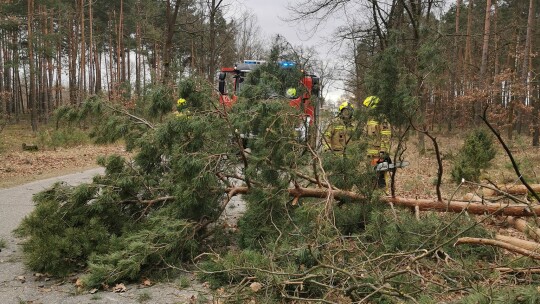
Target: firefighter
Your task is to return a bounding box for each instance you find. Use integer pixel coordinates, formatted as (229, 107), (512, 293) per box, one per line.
(174, 98), (190, 117)
(363, 95), (392, 189)
(323, 101), (355, 151)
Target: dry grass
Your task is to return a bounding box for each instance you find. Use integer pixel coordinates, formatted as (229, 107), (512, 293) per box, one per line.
(0, 122), (131, 189)
(394, 130), (540, 201)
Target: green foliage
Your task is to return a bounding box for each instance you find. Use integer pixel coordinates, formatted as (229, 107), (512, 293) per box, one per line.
(363, 208), (497, 260)
(37, 128), (90, 148)
(237, 187), (292, 250)
(16, 78), (233, 285)
(15, 63), (506, 302)
(364, 45), (418, 127)
(147, 85), (173, 120)
(456, 286), (540, 304)
(197, 250), (273, 289)
(333, 198), (384, 235)
(177, 276), (191, 288)
(82, 213), (198, 288)
(15, 183), (121, 276)
(320, 142), (373, 192)
(178, 77), (214, 110)
(0, 238), (6, 249)
(52, 95), (145, 150)
(451, 129), (497, 183)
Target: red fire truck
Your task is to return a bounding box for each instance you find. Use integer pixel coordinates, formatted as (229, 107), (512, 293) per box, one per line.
(217, 60), (320, 125)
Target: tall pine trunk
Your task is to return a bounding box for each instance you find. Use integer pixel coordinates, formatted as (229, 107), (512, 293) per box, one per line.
(27, 0), (37, 131)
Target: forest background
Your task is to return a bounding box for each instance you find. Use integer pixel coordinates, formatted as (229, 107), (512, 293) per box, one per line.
(0, 0), (537, 139)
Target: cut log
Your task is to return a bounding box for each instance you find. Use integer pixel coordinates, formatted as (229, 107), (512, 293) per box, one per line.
(454, 237), (540, 260)
(483, 184), (540, 197)
(495, 234), (540, 252)
(22, 143), (39, 151)
(507, 216), (540, 242)
(227, 187), (540, 217)
(462, 193), (483, 202)
(386, 196), (540, 217)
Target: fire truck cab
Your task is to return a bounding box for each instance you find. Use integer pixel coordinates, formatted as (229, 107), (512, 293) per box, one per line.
(217, 60), (320, 124)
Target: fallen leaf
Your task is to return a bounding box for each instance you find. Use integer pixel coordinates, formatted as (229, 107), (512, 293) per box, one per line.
(142, 278), (152, 286)
(250, 282), (262, 292)
(89, 288), (98, 294)
(113, 283), (127, 293)
(17, 276), (26, 283)
(75, 278), (83, 288)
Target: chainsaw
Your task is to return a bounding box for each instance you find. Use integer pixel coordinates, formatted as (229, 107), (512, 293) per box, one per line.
(375, 161), (410, 172)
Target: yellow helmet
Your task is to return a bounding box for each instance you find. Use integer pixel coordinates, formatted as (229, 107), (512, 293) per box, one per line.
(177, 98), (187, 106)
(338, 101), (354, 112)
(363, 96), (380, 108)
(286, 87), (297, 98)
(176, 98), (187, 112)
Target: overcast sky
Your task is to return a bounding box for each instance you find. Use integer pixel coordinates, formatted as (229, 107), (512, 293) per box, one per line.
(232, 0), (346, 102)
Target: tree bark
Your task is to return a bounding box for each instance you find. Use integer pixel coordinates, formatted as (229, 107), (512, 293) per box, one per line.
(495, 234), (540, 252)
(27, 0), (37, 131)
(507, 216), (540, 242)
(455, 237), (540, 260)
(162, 0), (182, 85)
(79, 0), (86, 103)
(226, 186), (540, 217)
(482, 184), (540, 196)
(479, 0), (491, 82)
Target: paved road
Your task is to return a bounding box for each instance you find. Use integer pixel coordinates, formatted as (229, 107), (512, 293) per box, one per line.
(0, 168), (207, 304)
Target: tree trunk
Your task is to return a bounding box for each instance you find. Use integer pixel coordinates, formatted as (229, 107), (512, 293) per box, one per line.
(448, 0), (462, 132)
(507, 216), (540, 242)
(162, 0), (182, 85)
(208, 0), (224, 82)
(68, 18), (78, 105)
(56, 34), (62, 107)
(88, 0), (94, 95)
(79, 0), (86, 103)
(479, 0), (491, 82)
(135, 22), (141, 96)
(455, 237), (540, 260)
(522, 0), (534, 85)
(464, 0), (473, 77)
(228, 186), (540, 217)
(495, 234), (540, 252)
(27, 0), (37, 131)
(482, 183), (540, 196)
